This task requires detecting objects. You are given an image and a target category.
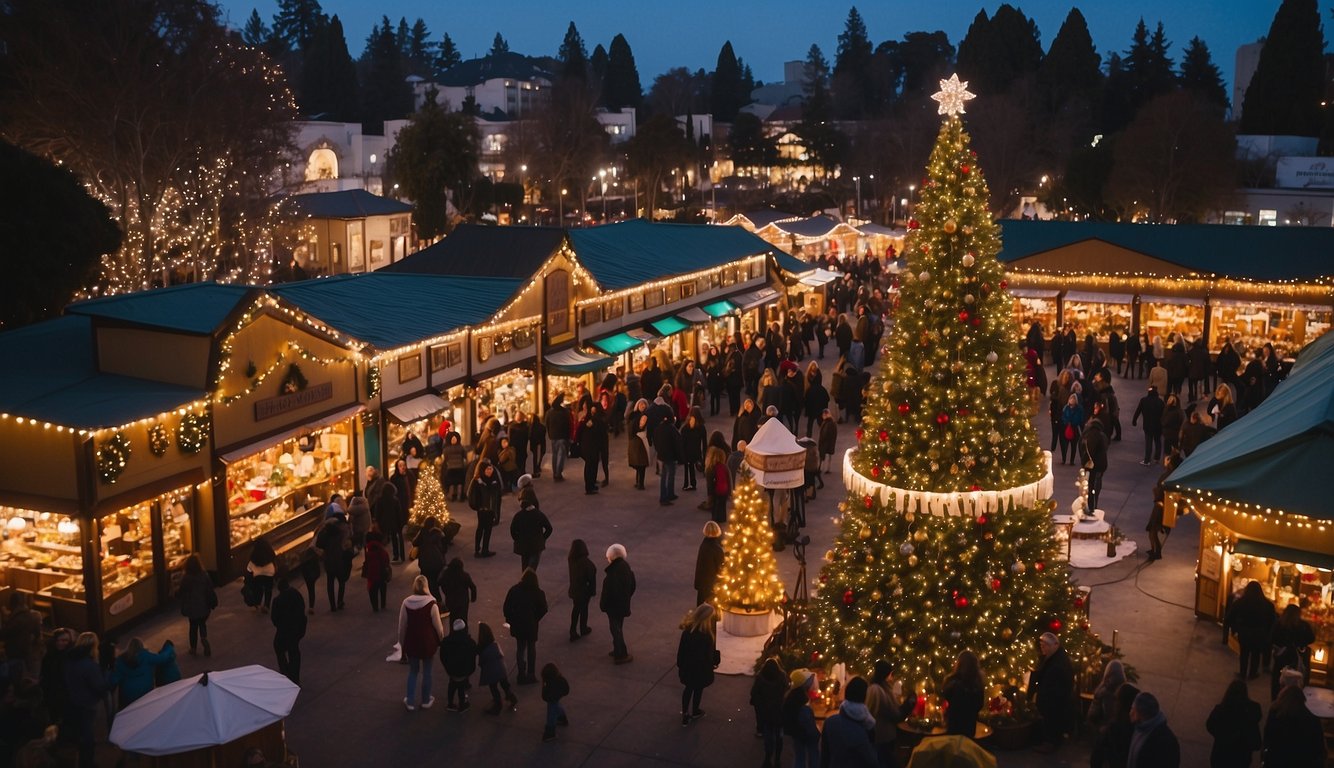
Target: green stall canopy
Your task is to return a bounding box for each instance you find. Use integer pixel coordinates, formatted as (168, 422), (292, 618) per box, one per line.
(647, 316), (690, 337)
(590, 333), (643, 356)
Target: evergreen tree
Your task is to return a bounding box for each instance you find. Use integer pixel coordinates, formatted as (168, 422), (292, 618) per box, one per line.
(711, 41), (745, 122)
(713, 466), (784, 613)
(408, 459), (451, 527)
(1124, 20), (1177, 116)
(1037, 8), (1102, 113)
(271, 0), (324, 53)
(360, 16), (413, 129)
(590, 44), (609, 90)
(802, 44), (832, 121)
(558, 22), (589, 82)
(490, 33), (509, 56)
(387, 90), (480, 239)
(728, 112), (776, 170)
(833, 6), (875, 119)
(434, 33), (461, 78)
(955, 11), (994, 93)
(1240, 0), (1326, 136)
(1100, 51), (1135, 133)
(407, 18), (434, 76)
(603, 34), (643, 112)
(808, 83), (1092, 693)
(394, 18), (410, 59)
(300, 15), (359, 121)
(958, 4), (1042, 96)
(1179, 37), (1228, 115)
(242, 9), (270, 47)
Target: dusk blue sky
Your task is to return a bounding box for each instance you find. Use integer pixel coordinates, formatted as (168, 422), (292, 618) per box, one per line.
(220, 1), (1333, 101)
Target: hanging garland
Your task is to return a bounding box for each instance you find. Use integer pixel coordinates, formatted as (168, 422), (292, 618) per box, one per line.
(367, 364), (381, 399)
(177, 413), (209, 454)
(97, 431), (132, 485)
(148, 424), (170, 457)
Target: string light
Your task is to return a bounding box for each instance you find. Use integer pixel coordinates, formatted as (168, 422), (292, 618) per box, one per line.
(713, 466), (784, 613)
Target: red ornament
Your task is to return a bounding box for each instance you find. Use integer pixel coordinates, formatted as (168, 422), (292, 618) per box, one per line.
(907, 219), (920, 230)
(970, 484), (982, 491)
(936, 412), (950, 425)
(811, 651), (822, 662)
(976, 515), (988, 526)
(878, 430), (889, 442)
(1074, 597), (1085, 608)
(1049, 618), (1063, 631)
(856, 428), (865, 441)
(990, 578), (1003, 591)
(820, 574), (829, 583)
(898, 402), (911, 416)
(864, 495), (874, 509)
(971, 317), (981, 327)
(955, 596), (970, 608)
(958, 310), (970, 322)
(871, 466), (882, 478)
(960, 164), (971, 175)
(1035, 560), (1046, 572)
(843, 589), (855, 606)
(1000, 280), (1008, 289)
(957, 408), (971, 417)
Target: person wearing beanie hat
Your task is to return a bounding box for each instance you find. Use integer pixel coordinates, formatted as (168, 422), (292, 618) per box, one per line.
(782, 668), (820, 767)
(517, 473), (539, 509)
(821, 676), (877, 767)
(439, 616), (477, 712)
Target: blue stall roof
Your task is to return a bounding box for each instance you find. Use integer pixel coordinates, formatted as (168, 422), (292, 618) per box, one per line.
(67, 283), (255, 335)
(282, 189), (413, 219)
(997, 220), (1334, 282)
(382, 224), (566, 279)
(568, 220), (774, 291)
(270, 273), (525, 351)
(0, 316), (204, 429)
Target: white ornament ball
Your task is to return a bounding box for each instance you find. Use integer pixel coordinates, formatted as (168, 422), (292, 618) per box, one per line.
(918, 270), (931, 283)
(1011, 561), (1026, 574)
(962, 254), (976, 268)
(986, 351), (998, 364)
(964, 294), (975, 304)
(899, 542), (915, 556)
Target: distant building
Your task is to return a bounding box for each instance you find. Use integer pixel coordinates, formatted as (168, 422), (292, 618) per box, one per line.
(285, 120), (408, 196)
(279, 190), (415, 276)
(749, 60), (806, 107)
(414, 51), (553, 117)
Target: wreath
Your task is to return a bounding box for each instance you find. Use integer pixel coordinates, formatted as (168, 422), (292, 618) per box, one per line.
(177, 412), (209, 454)
(148, 424), (169, 457)
(280, 363), (308, 394)
(97, 431), (132, 485)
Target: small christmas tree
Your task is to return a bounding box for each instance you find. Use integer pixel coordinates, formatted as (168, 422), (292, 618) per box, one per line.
(810, 75), (1093, 697)
(714, 465), (784, 614)
(409, 458), (451, 528)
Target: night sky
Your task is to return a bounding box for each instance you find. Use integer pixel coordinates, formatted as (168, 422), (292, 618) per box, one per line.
(219, 0), (1333, 99)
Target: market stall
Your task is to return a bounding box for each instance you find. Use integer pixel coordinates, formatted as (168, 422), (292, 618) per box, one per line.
(1061, 291), (1133, 340)
(1139, 294), (1205, 342)
(1165, 331), (1334, 680)
(1208, 299), (1332, 358)
(1009, 289), (1059, 338)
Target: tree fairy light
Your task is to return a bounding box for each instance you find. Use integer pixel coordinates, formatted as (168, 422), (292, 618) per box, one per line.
(805, 98), (1098, 703)
(713, 465), (784, 613)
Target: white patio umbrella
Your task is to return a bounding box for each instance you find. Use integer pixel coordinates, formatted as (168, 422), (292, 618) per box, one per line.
(743, 418), (806, 489)
(110, 665), (299, 756)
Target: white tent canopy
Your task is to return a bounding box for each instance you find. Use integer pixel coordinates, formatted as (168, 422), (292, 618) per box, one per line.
(110, 665), (299, 756)
(744, 419), (806, 489)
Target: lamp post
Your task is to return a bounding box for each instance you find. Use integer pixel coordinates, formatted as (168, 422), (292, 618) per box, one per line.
(599, 169), (608, 222)
(908, 184), (916, 218)
(559, 188), (567, 226)
(520, 164), (527, 223)
(852, 175), (861, 220)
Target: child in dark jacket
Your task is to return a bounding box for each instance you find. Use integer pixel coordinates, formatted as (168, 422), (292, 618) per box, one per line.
(439, 619), (478, 711)
(540, 662), (571, 742)
(476, 622), (517, 715)
(750, 657), (788, 766)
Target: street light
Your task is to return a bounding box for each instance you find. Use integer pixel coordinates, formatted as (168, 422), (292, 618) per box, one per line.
(599, 169), (608, 222)
(908, 184), (916, 218)
(559, 188), (567, 225)
(852, 176), (861, 220)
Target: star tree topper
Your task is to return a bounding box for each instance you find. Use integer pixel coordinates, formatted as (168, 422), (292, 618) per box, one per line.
(931, 73), (976, 116)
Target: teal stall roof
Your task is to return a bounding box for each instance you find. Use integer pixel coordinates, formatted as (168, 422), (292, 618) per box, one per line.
(568, 220), (774, 291)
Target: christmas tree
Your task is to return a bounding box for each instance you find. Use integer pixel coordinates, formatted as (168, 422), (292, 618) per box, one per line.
(409, 458), (451, 527)
(713, 465), (784, 614)
(810, 75), (1091, 696)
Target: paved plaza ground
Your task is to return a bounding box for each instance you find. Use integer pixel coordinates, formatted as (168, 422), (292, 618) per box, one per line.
(110, 356), (1251, 767)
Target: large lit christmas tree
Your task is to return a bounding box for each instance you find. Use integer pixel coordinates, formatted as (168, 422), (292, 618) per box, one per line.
(809, 75), (1090, 697)
(714, 466), (784, 613)
(409, 458), (451, 528)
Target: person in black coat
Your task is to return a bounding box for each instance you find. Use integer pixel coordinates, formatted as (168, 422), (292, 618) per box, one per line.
(653, 412), (682, 506)
(600, 544), (636, 663)
(1146, 454), (1181, 561)
(1262, 684), (1327, 767)
(679, 408), (708, 492)
(803, 372), (830, 438)
(751, 658), (788, 766)
(941, 650), (985, 737)
(270, 578), (306, 684)
(779, 366), (804, 433)
(439, 619), (478, 711)
(578, 403), (610, 494)
(1030, 632), (1074, 752)
(1205, 679), (1261, 768)
(1126, 692), (1180, 768)
(693, 521), (725, 607)
(439, 558), (477, 625)
(1270, 604), (1316, 699)
(1224, 580), (1275, 679)
(732, 398), (759, 450)
(412, 517), (446, 599)
(315, 509), (352, 611)
(373, 481), (405, 563)
(1131, 386), (1164, 465)
(566, 539), (597, 642)
(510, 499), (553, 572)
(502, 568), (549, 685)
(1080, 418), (1110, 511)
(64, 632), (108, 768)
(675, 603), (719, 726)
(467, 460), (504, 557)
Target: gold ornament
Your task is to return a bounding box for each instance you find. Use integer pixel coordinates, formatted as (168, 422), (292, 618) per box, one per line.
(871, 590), (883, 600)
(858, 525), (872, 540)
(907, 555), (919, 567)
(1002, 627), (1013, 639)
(943, 219), (958, 234)
(914, 530), (927, 543)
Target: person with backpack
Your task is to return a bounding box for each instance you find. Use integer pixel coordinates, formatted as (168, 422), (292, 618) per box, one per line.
(439, 618), (477, 712)
(399, 575), (444, 711)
